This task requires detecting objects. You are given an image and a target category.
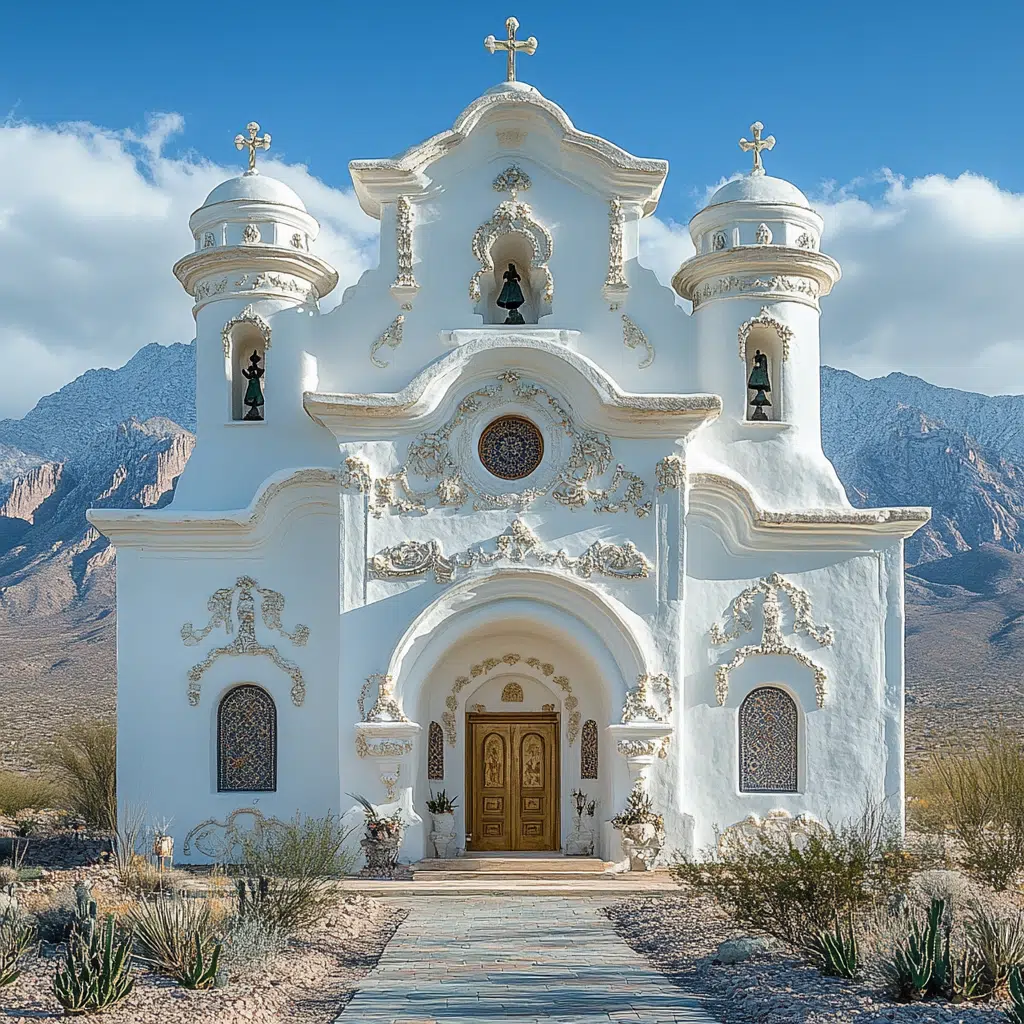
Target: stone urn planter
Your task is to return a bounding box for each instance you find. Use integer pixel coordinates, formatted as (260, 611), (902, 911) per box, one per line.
(428, 811), (457, 859)
(620, 821), (664, 872)
(360, 834), (402, 879)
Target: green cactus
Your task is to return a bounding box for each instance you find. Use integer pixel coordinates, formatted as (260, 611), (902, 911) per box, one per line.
(812, 913), (859, 979)
(1008, 966), (1024, 1024)
(177, 934), (222, 990)
(53, 914), (135, 1014)
(73, 882), (97, 929)
(236, 876), (270, 919)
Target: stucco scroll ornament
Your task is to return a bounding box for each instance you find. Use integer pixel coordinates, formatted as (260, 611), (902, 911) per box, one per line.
(692, 274), (820, 311)
(182, 807), (284, 858)
(493, 165), (532, 196)
(340, 454), (372, 493)
(469, 198), (554, 306)
(441, 653), (580, 747)
(390, 196), (419, 308)
(618, 672), (673, 757)
(717, 809), (827, 858)
(358, 673), (409, 723)
(621, 315), (654, 369)
(355, 734), (414, 759)
(369, 518), (652, 584)
(181, 576), (309, 707)
(367, 373), (651, 518)
(655, 454), (686, 492)
(603, 197), (629, 310)
(738, 307), (793, 362)
(370, 314), (405, 368)
(221, 305), (272, 358)
(710, 572), (834, 708)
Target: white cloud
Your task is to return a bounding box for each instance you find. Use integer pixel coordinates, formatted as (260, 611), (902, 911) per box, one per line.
(639, 170), (1024, 397)
(0, 113), (379, 418)
(1, 111), (1022, 416)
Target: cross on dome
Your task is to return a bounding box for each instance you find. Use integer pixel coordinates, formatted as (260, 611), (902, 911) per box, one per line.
(484, 16), (538, 82)
(234, 121), (272, 173)
(739, 121), (775, 176)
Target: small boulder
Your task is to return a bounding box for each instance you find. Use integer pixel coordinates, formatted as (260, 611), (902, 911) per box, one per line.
(714, 937), (773, 964)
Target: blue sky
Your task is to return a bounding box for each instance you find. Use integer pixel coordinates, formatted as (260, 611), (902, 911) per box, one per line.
(0, 0), (1022, 416)
(4, 0), (1022, 223)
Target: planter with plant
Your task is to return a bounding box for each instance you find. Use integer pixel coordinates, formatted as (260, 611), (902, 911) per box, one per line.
(351, 794), (405, 878)
(611, 788), (665, 871)
(566, 789), (597, 857)
(425, 790), (458, 859)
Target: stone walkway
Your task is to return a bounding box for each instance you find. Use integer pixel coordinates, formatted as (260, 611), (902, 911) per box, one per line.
(336, 895), (718, 1023)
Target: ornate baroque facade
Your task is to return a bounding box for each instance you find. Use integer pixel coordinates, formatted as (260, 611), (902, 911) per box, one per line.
(89, 21), (928, 867)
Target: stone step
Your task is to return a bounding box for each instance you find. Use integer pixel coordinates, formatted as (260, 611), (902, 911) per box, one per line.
(411, 869), (614, 881)
(340, 874), (676, 897)
(414, 856), (609, 874)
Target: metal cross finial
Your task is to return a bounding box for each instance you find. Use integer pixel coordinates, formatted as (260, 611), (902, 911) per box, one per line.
(234, 122), (272, 173)
(739, 121), (776, 176)
(484, 16), (538, 82)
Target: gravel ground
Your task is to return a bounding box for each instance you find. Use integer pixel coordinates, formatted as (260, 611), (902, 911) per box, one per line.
(2, 894), (405, 1023)
(607, 893), (1012, 1024)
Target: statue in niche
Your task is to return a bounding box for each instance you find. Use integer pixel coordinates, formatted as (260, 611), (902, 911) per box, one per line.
(747, 350), (772, 421)
(496, 263), (526, 324)
(242, 350), (266, 421)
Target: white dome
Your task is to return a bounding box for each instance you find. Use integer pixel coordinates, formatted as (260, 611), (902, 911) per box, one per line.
(201, 171), (306, 212)
(707, 174), (809, 209)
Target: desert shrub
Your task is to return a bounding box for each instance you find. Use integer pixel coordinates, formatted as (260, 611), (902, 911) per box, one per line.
(129, 897), (219, 984)
(234, 813), (355, 933)
(41, 720), (116, 831)
(53, 914), (134, 1014)
(933, 726), (1024, 890)
(906, 759), (952, 834)
(0, 905), (36, 986)
(119, 855), (189, 897)
(671, 808), (910, 948)
(0, 865), (18, 889)
(0, 771), (62, 815)
(221, 911), (288, 978)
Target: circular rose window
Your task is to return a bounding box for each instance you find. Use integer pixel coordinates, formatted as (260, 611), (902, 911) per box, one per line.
(478, 415), (545, 481)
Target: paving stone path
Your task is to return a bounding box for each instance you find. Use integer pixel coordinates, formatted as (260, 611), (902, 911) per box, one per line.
(337, 895), (719, 1023)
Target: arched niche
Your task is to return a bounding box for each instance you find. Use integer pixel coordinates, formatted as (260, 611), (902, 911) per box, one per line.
(222, 306), (271, 422)
(470, 199), (553, 325)
(738, 308), (792, 424)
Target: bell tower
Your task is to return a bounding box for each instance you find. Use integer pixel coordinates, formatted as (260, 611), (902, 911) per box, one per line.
(170, 122), (339, 509)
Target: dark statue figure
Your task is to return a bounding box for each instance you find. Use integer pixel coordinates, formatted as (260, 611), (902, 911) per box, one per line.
(747, 349), (772, 421)
(241, 350), (266, 421)
(496, 262), (526, 324)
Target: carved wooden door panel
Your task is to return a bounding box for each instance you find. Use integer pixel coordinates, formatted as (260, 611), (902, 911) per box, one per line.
(468, 713), (559, 851)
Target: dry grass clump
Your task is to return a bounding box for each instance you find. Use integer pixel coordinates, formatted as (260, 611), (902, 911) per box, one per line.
(921, 726), (1024, 891)
(0, 771), (62, 816)
(39, 720), (116, 831)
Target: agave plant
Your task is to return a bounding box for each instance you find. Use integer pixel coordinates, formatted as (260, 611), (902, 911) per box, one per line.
(177, 933), (222, 990)
(0, 906), (36, 987)
(129, 896), (217, 982)
(882, 898), (948, 1001)
(53, 914), (135, 1014)
(811, 913), (859, 979)
(1008, 966), (1024, 1024)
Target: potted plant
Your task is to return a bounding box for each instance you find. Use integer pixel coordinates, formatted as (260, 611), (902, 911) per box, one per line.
(566, 789), (596, 856)
(350, 794), (405, 879)
(611, 788), (665, 871)
(425, 789), (459, 859)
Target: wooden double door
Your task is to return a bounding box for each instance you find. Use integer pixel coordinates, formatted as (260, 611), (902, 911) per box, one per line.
(467, 712), (560, 851)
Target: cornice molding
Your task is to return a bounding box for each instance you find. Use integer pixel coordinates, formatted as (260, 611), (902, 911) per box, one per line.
(685, 471), (930, 549)
(672, 246), (841, 306)
(304, 333), (721, 439)
(86, 467), (339, 550)
(349, 86), (668, 218)
(173, 246), (339, 311)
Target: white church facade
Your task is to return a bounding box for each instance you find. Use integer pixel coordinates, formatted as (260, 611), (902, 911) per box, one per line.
(89, 20), (929, 866)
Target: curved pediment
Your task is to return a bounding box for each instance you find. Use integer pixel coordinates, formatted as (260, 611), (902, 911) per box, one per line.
(304, 331), (720, 440)
(349, 82), (668, 218)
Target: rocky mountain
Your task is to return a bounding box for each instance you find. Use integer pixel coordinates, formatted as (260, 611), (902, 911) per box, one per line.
(4, 342), (1024, 768)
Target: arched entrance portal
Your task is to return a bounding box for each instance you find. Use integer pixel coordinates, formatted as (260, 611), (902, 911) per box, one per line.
(383, 571), (647, 860)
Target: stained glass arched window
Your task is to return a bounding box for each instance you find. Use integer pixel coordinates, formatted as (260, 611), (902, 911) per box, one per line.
(580, 720), (598, 780)
(427, 721), (444, 781)
(739, 687), (798, 793)
(218, 685), (277, 792)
